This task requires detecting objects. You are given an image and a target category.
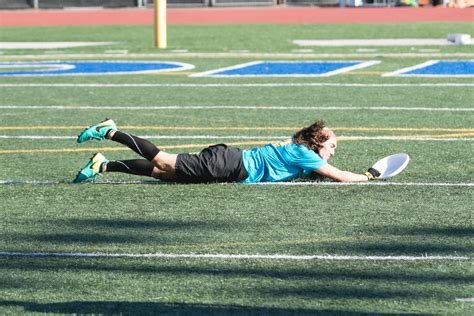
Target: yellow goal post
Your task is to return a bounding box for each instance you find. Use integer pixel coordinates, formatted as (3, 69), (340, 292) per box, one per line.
(154, 0), (167, 48)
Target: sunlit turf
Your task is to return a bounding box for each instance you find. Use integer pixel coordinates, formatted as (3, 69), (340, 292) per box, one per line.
(0, 22), (473, 314)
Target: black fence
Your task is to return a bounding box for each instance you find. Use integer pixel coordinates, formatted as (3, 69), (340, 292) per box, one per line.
(0, 0), (137, 9)
(0, 0), (340, 9)
(0, 0), (31, 9)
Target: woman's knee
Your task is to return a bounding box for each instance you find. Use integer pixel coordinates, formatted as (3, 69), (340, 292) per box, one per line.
(151, 152), (178, 179)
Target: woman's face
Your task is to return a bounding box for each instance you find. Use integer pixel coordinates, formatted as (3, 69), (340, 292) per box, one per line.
(318, 136), (337, 160)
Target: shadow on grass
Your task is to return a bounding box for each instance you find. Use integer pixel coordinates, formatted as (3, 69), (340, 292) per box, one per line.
(0, 300), (418, 315)
(2, 217), (241, 246)
(67, 218), (210, 229)
(364, 225), (474, 238)
(266, 285), (429, 300)
(310, 224), (474, 256)
(1, 256), (470, 312)
(3, 223), (472, 255)
(1, 256), (472, 285)
(312, 241), (473, 256)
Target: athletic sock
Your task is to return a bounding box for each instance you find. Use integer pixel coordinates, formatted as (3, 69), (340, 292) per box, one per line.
(104, 160), (155, 177)
(111, 131), (160, 161)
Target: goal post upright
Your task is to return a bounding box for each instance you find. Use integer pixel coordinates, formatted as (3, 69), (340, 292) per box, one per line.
(154, 0), (167, 49)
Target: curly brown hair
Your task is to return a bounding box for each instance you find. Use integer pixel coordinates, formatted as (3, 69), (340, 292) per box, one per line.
(292, 120), (332, 152)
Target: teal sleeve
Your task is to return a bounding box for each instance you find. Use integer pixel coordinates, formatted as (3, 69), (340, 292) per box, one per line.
(293, 146), (327, 171)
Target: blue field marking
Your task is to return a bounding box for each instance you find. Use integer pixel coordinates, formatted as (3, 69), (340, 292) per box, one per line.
(191, 61), (380, 77)
(384, 60), (474, 77)
(0, 61), (194, 76)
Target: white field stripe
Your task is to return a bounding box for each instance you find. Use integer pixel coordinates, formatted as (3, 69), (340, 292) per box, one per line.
(455, 298), (474, 302)
(1, 180), (473, 187)
(2, 52), (474, 59)
(1, 135), (473, 141)
(1, 83), (473, 88)
(0, 251), (471, 261)
(1, 105), (473, 111)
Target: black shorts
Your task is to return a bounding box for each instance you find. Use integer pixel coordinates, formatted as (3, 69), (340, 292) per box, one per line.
(174, 144), (248, 183)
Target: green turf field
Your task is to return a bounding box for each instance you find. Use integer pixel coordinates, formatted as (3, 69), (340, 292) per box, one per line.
(0, 23), (473, 315)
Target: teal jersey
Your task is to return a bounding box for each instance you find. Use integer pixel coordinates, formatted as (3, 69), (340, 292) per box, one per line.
(241, 143), (327, 183)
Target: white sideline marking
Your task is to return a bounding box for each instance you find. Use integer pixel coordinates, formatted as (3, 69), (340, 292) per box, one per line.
(455, 298), (474, 302)
(0, 42), (114, 49)
(0, 105), (472, 111)
(0, 180), (473, 187)
(293, 39), (474, 46)
(0, 251), (471, 261)
(1, 83), (473, 88)
(1, 52), (474, 59)
(1, 135), (473, 141)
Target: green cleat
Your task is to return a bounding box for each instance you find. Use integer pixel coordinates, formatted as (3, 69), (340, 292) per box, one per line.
(77, 118), (117, 143)
(73, 153), (108, 183)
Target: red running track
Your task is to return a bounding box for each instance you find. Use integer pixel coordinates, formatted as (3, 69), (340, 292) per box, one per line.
(1, 7), (473, 26)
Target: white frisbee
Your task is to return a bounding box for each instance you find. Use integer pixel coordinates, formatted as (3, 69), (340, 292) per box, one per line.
(372, 153), (410, 179)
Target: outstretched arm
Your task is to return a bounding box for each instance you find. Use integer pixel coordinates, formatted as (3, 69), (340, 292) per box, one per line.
(314, 164), (373, 182)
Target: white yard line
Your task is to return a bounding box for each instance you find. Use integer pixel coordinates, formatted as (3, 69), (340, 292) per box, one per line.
(1, 135), (473, 141)
(1, 83), (473, 88)
(1, 180), (473, 187)
(0, 251), (470, 261)
(0, 105), (473, 111)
